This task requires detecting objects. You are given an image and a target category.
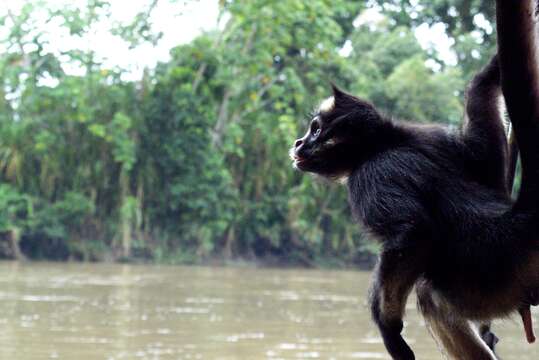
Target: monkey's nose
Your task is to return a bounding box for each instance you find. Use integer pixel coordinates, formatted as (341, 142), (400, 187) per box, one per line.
(294, 139), (303, 148)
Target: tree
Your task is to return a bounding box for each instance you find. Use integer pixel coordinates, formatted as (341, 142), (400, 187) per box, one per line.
(0, 0), (486, 266)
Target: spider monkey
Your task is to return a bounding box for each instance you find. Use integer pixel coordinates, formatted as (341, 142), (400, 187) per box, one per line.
(289, 1), (539, 359)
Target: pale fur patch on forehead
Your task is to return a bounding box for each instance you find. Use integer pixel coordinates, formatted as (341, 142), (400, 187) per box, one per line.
(318, 96), (335, 113)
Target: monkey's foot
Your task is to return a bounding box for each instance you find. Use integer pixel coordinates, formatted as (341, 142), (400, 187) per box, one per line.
(479, 327), (499, 351)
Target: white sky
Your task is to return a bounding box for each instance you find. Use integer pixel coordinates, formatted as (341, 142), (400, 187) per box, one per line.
(0, 0), (456, 79)
(1, 0), (221, 79)
(102, 0), (221, 75)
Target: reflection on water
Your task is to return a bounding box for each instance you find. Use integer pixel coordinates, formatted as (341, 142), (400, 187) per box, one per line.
(0, 262), (536, 359)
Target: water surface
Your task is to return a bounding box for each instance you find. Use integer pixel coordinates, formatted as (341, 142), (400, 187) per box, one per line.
(0, 262), (536, 359)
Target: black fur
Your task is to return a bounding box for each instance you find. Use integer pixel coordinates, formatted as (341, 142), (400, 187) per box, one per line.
(291, 2), (539, 357)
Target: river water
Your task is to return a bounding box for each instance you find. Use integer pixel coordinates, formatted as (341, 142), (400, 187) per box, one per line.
(0, 262), (536, 359)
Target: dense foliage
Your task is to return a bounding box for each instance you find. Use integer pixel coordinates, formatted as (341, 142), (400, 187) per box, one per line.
(0, 0), (499, 265)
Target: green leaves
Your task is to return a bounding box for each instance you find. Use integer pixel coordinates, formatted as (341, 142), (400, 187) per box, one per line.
(386, 55), (463, 123)
(0, 0), (493, 264)
(109, 112), (136, 170)
(0, 184), (32, 232)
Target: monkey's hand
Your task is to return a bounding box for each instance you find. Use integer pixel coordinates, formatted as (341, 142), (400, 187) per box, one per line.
(376, 317), (415, 360)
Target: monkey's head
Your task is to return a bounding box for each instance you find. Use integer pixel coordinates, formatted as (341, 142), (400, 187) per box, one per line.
(290, 85), (385, 179)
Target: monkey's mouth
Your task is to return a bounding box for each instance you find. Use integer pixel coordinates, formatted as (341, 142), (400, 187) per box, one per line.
(289, 149), (307, 168)
(293, 155), (315, 171)
(293, 155), (306, 164)
(289, 147), (316, 171)
(292, 154), (305, 165)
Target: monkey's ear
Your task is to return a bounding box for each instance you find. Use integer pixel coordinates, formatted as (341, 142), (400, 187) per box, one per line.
(331, 83), (347, 99)
(331, 83), (357, 107)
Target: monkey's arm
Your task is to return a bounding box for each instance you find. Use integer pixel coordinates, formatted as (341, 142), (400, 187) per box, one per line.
(496, 0), (539, 210)
(496, 0), (539, 344)
(350, 151), (432, 359)
(370, 246), (424, 360)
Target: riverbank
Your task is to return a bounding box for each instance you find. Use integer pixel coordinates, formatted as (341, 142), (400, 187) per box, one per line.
(1, 242), (378, 271)
(0, 231), (378, 270)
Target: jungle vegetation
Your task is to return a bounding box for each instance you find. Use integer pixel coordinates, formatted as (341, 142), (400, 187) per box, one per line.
(0, 0), (501, 266)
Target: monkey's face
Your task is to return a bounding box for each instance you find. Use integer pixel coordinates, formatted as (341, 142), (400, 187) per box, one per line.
(289, 107), (347, 177)
(290, 85), (381, 179)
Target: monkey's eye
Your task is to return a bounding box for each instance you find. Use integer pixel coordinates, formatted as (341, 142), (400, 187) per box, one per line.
(310, 121), (321, 139)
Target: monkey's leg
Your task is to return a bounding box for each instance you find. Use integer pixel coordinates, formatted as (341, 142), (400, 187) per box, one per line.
(370, 248), (423, 360)
(416, 280), (498, 360)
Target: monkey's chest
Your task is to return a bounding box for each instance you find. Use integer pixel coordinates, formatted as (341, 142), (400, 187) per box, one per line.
(349, 191), (426, 244)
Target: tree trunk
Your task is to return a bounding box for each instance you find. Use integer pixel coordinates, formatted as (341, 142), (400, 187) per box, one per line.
(223, 226), (235, 259)
(119, 169), (132, 259)
(211, 24), (257, 147)
(8, 228), (25, 261)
